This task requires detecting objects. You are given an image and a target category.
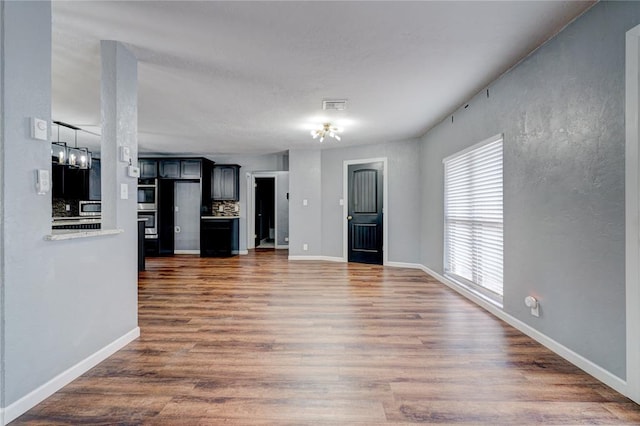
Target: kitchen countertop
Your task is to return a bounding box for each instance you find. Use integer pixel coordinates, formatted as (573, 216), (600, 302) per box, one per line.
(201, 216), (240, 219)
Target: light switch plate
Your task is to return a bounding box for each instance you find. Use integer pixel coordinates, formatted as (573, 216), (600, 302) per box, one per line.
(120, 183), (128, 199)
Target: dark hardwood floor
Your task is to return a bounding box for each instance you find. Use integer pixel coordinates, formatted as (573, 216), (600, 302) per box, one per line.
(12, 250), (640, 424)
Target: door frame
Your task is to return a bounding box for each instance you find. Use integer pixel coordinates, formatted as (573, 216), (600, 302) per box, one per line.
(247, 172), (279, 250)
(342, 158), (388, 264)
(625, 23), (640, 404)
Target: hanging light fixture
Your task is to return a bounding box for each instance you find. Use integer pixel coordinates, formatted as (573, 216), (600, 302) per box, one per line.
(52, 121), (92, 169)
(310, 123), (342, 143)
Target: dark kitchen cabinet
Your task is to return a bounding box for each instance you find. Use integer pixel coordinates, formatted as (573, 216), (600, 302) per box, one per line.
(180, 159), (201, 178)
(52, 164), (89, 200)
(87, 158), (101, 201)
(201, 218), (236, 257)
(212, 165), (240, 201)
(157, 179), (175, 255)
(139, 159), (157, 179)
(159, 160), (180, 178)
(158, 159), (201, 179)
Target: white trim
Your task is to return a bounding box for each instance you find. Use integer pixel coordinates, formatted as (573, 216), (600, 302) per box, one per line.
(418, 264), (627, 396)
(288, 255), (345, 262)
(246, 172), (254, 250)
(3, 327), (140, 424)
(174, 250), (200, 255)
(386, 261), (424, 270)
(342, 157), (388, 265)
(275, 244), (289, 249)
(626, 23), (640, 404)
(232, 250), (249, 255)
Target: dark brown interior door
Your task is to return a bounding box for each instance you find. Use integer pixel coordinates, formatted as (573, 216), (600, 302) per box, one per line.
(348, 161), (383, 264)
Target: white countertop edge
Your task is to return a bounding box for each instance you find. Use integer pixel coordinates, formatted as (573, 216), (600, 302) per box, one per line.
(45, 228), (124, 241)
(201, 216), (240, 219)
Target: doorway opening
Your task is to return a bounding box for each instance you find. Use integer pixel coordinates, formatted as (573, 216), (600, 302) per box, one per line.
(255, 177), (275, 249)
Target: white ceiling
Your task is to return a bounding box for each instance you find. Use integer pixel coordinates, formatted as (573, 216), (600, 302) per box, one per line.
(52, 1), (594, 156)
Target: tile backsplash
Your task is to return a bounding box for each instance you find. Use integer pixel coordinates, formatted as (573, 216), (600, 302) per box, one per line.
(52, 198), (80, 217)
(211, 201), (240, 216)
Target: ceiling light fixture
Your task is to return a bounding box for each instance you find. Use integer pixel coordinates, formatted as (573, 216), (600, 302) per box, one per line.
(310, 123), (342, 143)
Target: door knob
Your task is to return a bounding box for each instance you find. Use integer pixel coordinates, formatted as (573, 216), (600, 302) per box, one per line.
(175, 226), (181, 233)
(347, 216), (353, 220)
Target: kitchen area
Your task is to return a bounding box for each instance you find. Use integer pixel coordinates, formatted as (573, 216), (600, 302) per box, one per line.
(50, 125), (242, 267)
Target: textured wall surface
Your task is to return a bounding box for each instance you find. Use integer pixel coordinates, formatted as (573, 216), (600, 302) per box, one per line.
(2, 4), (139, 408)
(320, 140), (421, 263)
(420, 1), (640, 378)
(288, 149), (322, 256)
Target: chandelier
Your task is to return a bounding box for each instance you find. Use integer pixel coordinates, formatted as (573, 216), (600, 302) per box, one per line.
(51, 121), (93, 169)
(310, 123), (342, 142)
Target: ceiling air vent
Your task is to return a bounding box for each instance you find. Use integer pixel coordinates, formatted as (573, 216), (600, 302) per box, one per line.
(322, 99), (348, 111)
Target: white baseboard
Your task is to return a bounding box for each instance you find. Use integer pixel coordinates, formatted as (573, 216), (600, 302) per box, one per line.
(233, 250), (249, 255)
(288, 255), (345, 262)
(3, 327), (140, 424)
(275, 244), (289, 250)
(386, 261), (424, 269)
(417, 264), (628, 397)
(174, 250), (200, 255)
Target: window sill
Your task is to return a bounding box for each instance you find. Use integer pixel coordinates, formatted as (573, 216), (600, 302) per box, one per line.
(45, 228), (124, 241)
(443, 273), (503, 309)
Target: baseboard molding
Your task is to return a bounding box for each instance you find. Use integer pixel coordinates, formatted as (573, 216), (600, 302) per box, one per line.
(288, 255), (345, 262)
(174, 250), (200, 255)
(416, 264), (628, 397)
(232, 250), (249, 255)
(3, 327), (140, 424)
(275, 245), (289, 250)
(386, 261), (424, 269)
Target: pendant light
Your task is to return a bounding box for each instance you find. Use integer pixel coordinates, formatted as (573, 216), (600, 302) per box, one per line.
(52, 121), (92, 169)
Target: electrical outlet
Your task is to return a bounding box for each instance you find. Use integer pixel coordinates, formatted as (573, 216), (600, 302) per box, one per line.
(65, 204), (70, 212)
(219, 205), (225, 212)
(284, 237), (289, 242)
(303, 243), (308, 251)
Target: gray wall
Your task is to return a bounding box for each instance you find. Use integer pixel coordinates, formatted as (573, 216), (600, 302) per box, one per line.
(420, 1), (639, 379)
(289, 149), (322, 256)
(320, 140), (421, 263)
(275, 171), (289, 247)
(1, 2), (138, 408)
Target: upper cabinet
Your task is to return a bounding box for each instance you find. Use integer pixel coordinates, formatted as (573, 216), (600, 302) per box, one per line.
(52, 161), (101, 201)
(157, 159), (202, 179)
(139, 159), (157, 179)
(159, 160), (180, 178)
(87, 158), (101, 201)
(212, 165), (240, 201)
(180, 159), (201, 179)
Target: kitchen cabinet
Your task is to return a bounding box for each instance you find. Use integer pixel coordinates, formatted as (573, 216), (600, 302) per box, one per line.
(139, 159), (157, 179)
(87, 158), (101, 201)
(212, 165), (240, 201)
(159, 160), (180, 178)
(158, 159), (201, 179)
(180, 159), (201, 178)
(52, 164), (92, 200)
(201, 218), (237, 256)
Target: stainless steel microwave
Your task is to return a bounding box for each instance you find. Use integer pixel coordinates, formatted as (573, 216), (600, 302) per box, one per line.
(79, 200), (101, 216)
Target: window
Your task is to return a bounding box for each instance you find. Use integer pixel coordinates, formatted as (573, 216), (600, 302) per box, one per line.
(443, 134), (503, 303)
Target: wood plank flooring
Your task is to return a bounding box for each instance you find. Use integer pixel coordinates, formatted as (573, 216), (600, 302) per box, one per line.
(12, 250), (640, 424)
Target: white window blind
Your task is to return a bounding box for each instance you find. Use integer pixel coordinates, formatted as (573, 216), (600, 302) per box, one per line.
(443, 135), (503, 302)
